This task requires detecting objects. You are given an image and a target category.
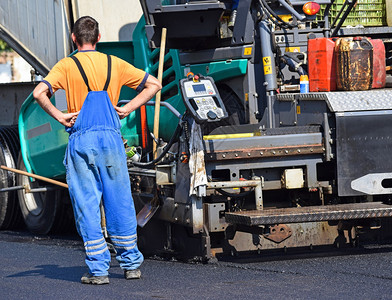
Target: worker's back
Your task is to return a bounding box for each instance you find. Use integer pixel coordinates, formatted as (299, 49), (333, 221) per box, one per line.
(45, 51), (146, 113)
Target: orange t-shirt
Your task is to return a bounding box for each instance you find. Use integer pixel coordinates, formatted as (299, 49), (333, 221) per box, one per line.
(43, 51), (148, 113)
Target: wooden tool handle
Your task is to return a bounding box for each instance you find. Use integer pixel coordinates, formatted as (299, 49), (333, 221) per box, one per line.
(0, 165), (68, 188)
(153, 27), (167, 159)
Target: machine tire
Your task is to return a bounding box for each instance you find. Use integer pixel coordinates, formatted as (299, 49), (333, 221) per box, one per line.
(202, 84), (246, 134)
(0, 126), (23, 230)
(16, 154), (74, 235)
(50, 189), (75, 234)
(217, 84), (246, 125)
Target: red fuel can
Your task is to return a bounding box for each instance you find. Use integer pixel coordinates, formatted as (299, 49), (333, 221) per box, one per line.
(370, 39), (386, 89)
(308, 38), (336, 92)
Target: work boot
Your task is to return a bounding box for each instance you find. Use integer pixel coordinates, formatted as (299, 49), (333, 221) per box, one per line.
(124, 269), (141, 280)
(81, 273), (109, 285)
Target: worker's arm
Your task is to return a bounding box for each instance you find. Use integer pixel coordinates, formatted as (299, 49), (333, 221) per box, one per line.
(33, 82), (79, 127)
(115, 75), (162, 119)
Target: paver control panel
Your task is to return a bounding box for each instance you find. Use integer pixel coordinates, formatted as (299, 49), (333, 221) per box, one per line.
(180, 75), (228, 124)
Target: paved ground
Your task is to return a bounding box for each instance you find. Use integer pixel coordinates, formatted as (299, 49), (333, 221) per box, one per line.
(1, 230), (392, 300)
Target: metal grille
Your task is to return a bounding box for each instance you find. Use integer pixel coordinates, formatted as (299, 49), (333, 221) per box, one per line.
(277, 90), (392, 112)
(225, 202), (392, 226)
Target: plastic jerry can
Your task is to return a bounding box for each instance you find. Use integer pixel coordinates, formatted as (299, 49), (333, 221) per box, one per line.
(370, 39), (386, 89)
(335, 37), (373, 91)
(308, 37), (337, 92)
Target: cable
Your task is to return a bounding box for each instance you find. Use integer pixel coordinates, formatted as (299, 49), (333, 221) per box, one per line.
(259, 0), (294, 29)
(132, 121), (183, 168)
(207, 177), (255, 198)
(216, 187), (254, 198)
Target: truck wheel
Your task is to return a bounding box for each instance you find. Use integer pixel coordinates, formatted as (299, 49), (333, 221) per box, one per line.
(0, 126), (23, 229)
(217, 84), (246, 124)
(16, 154), (73, 235)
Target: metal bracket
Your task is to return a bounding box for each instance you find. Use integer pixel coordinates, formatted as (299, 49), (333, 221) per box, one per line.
(204, 203), (227, 232)
(263, 224), (293, 243)
(206, 177), (264, 210)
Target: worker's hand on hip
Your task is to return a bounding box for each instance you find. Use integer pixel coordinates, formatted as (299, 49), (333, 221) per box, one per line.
(60, 111), (79, 127)
(115, 106), (131, 119)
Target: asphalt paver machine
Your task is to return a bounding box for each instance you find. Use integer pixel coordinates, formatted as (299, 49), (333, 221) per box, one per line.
(130, 0), (392, 259)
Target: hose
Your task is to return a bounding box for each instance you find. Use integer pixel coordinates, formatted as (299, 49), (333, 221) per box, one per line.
(282, 55), (306, 76)
(132, 121), (183, 168)
(259, 0), (294, 29)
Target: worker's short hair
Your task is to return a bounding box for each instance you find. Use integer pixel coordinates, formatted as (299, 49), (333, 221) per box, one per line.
(73, 16), (99, 46)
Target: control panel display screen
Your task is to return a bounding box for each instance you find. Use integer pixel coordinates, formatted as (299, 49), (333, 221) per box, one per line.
(192, 84), (206, 93)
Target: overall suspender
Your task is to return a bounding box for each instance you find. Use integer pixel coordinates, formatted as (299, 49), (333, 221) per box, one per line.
(70, 54), (112, 92)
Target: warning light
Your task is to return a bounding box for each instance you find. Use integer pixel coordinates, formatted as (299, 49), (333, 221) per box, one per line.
(302, 2), (320, 16)
(187, 72), (194, 80)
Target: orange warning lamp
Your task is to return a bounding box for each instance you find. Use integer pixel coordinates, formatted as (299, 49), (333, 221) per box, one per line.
(186, 72), (200, 82)
(302, 2), (320, 15)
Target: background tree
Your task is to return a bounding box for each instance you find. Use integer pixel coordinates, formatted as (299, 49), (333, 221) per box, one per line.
(0, 40), (11, 52)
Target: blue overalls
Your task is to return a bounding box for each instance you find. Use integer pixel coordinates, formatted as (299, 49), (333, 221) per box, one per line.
(64, 54), (143, 276)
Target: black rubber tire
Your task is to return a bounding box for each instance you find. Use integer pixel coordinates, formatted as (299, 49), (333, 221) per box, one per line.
(50, 189), (75, 234)
(217, 84), (246, 125)
(0, 126), (23, 230)
(202, 84), (246, 134)
(16, 154), (74, 235)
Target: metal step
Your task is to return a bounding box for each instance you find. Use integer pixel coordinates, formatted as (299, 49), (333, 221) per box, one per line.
(225, 202), (392, 226)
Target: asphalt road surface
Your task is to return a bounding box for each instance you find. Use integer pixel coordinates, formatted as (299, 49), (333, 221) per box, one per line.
(1, 230), (392, 300)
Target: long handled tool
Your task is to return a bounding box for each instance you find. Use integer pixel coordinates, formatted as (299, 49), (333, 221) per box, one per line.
(0, 165), (68, 188)
(152, 27), (167, 159)
(137, 28), (167, 227)
(0, 165), (107, 235)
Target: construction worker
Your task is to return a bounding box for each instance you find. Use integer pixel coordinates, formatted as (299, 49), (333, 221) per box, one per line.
(32, 16), (161, 285)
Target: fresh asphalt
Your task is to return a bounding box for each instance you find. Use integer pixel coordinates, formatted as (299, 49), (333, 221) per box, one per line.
(0, 230), (392, 300)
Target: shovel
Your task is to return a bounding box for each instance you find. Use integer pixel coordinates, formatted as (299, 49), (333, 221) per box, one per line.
(136, 201), (159, 227)
(136, 189), (161, 227)
(137, 27), (166, 228)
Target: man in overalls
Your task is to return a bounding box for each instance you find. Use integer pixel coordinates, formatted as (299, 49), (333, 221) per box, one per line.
(32, 16), (161, 284)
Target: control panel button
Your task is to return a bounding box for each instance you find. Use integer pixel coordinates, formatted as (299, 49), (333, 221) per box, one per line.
(207, 110), (217, 120)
